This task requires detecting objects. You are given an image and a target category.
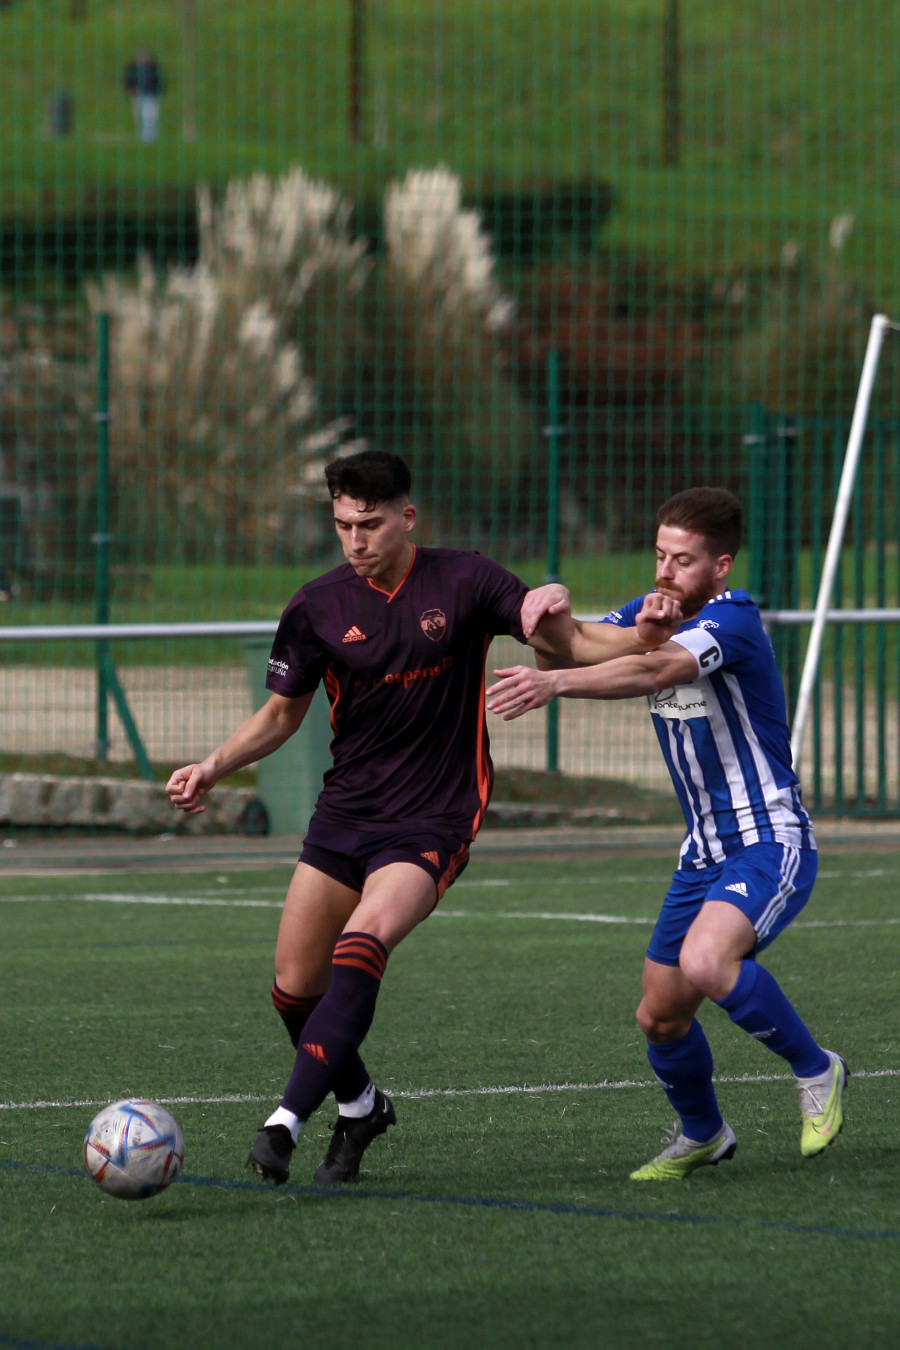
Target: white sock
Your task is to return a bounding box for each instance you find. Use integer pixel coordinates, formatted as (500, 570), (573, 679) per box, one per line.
(337, 1080), (376, 1119)
(265, 1105), (302, 1143)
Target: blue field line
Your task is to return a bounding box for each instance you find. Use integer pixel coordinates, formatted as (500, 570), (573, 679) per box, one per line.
(6, 936), (274, 953)
(0, 1336), (120, 1350)
(3, 1158), (898, 1243)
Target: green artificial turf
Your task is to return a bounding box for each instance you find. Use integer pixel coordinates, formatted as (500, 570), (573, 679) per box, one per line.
(1, 851), (898, 1348)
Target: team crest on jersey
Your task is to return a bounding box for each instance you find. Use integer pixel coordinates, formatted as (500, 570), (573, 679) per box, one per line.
(420, 608), (447, 641)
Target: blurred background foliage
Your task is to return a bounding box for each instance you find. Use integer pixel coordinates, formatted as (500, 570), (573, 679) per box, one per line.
(1, 0), (898, 599)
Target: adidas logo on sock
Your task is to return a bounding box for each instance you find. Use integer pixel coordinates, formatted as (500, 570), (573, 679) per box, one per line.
(302, 1042), (330, 1065)
(342, 626), (367, 643)
(725, 881), (749, 897)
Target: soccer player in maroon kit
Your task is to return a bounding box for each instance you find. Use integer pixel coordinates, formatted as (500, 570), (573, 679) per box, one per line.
(166, 450), (680, 1185)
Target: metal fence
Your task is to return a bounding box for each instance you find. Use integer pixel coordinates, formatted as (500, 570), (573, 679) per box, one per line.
(2, 2), (900, 814)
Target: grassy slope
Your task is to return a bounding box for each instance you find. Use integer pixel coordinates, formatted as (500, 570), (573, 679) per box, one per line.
(1, 1), (899, 304)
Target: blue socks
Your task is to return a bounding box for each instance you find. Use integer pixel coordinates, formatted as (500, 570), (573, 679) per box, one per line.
(646, 962), (829, 1141)
(716, 960), (829, 1079)
(647, 1020), (724, 1143)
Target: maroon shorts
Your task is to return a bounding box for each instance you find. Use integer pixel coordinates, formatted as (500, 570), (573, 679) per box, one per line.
(300, 815), (471, 901)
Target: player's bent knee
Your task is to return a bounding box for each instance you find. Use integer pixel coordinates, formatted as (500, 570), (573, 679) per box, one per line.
(678, 946), (730, 1001)
(273, 957), (331, 999)
(635, 1002), (658, 1038)
(636, 998), (686, 1043)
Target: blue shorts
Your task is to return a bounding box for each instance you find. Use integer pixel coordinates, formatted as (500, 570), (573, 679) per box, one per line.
(647, 842), (818, 967)
(300, 814), (471, 901)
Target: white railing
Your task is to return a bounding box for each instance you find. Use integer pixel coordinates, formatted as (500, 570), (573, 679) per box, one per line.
(4, 610), (900, 643)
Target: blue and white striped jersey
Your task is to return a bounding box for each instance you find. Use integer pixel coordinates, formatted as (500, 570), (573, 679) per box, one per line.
(602, 589), (815, 869)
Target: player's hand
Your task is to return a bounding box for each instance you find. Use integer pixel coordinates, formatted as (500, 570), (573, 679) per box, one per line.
(165, 763), (214, 814)
(635, 588), (683, 649)
(486, 665), (556, 720)
(520, 583), (571, 639)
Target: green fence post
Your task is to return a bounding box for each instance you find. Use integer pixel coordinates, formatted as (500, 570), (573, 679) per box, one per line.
(93, 311), (156, 783)
(94, 312), (112, 763)
(875, 421), (887, 812)
(832, 419), (845, 815)
(544, 349), (564, 774)
(745, 403), (769, 606)
(810, 418), (826, 810)
(774, 418), (800, 710)
(241, 640), (333, 834)
(853, 463), (866, 812)
(895, 427), (900, 812)
(746, 406), (800, 716)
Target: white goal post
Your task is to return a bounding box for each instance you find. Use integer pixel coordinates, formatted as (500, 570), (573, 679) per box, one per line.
(789, 312), (899, 772)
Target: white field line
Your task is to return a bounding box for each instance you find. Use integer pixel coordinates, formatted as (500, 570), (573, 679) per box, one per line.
(0, 865), (891, 906)
(1, 891), (900, 931)
(0, 894), (284, 908)
(0, 867), (892, 890)
(3, 1068), (900, 1115)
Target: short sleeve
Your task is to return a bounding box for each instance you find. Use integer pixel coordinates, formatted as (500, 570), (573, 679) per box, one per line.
(265, 590), (329, 697)
(600, 596), (646, 627)
(470, 554), (529, 642)
(669, 596), (765, 677)
(668, 626), (725, 676)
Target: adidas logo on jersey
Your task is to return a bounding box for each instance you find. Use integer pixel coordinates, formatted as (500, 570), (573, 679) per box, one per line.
(342, 625), (367, 643)
(725, 882), (749, 897)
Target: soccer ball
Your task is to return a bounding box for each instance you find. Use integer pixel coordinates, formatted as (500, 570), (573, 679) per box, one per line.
(83, 1099), (184, 1200)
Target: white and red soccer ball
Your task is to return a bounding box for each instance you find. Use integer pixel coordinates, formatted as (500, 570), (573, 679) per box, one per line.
(83, 1099), (184, 1200)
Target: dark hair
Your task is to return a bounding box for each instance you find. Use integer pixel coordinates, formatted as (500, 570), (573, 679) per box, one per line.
(657, 487), (742, 558)
(324, 450), (412, 511)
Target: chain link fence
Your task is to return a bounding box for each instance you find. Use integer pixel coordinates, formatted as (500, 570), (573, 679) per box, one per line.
(2, 2), (900, 813)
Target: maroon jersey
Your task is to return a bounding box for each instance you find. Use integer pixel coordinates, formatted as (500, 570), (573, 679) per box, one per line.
(265, 546), (529, 837)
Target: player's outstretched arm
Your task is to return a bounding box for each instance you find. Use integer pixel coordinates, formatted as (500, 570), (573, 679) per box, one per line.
(633, 588), (684, 650)
(524, 587), (683, 667)
(165, 691), (313, 814)
(520, 583), (572, 639)
(486, 641), (698, 721)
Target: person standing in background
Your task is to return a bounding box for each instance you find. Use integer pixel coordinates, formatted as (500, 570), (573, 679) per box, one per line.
(123, 48), (164, 142)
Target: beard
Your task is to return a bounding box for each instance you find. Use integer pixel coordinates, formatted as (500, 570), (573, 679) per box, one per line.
(655, 578), (713, 620)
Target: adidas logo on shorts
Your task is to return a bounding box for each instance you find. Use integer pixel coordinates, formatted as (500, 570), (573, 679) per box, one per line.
(725, 881), (749, 897)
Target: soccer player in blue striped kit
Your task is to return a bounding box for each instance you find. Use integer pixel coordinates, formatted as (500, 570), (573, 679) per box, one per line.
(165, 450), (683, 1185)
(488, 487), (846, 1180)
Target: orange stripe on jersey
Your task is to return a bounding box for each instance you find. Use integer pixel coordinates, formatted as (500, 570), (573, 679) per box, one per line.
(470, 634), (493, 838)
(324, 665), (341, 735)
(366, 545), (417, 602)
